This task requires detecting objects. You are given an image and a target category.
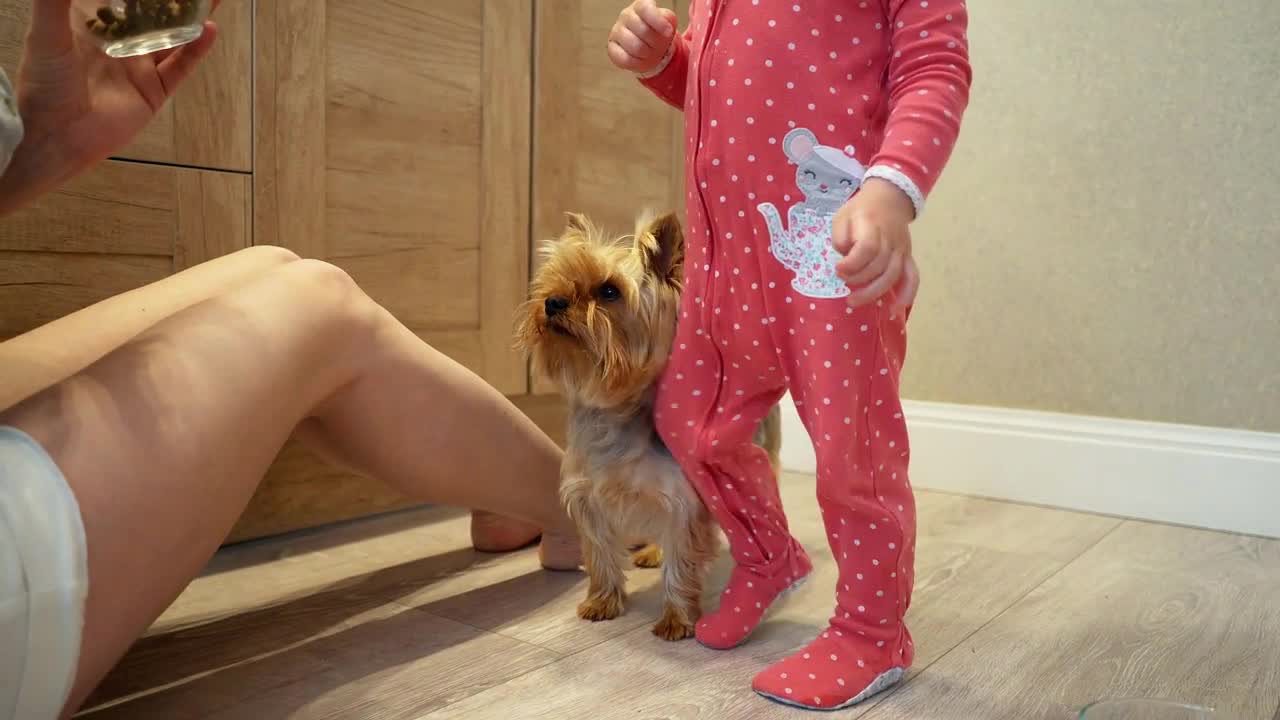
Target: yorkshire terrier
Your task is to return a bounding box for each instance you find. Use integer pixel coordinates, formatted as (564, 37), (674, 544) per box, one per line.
(517, 211), (782, 641)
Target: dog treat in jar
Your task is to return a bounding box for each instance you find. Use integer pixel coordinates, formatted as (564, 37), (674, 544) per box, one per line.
(73, 0), (213, 58)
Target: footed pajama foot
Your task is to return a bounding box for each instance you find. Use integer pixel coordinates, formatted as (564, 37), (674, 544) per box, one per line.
(752, 628), (907, 710)
(695, 547), (813, 650)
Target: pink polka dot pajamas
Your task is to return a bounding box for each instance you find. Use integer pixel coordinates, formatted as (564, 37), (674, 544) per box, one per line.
(639, 0), (971, 710)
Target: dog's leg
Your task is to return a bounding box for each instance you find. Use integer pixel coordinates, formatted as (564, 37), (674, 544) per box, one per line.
(565, 483), (627, 621)
(653, 506), (718, 641)
(630, 543), (663, 568)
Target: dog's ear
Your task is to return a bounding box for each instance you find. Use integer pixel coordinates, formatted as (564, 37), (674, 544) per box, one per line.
(636, 211), (684, 286)
(564, 212), (592, 236)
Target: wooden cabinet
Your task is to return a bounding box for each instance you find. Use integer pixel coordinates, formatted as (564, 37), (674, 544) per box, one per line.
(255, 0), (531, 395)
(0, 160), (250, 340)
(533, 0), (687, 242)
(0, 0), (687, 542)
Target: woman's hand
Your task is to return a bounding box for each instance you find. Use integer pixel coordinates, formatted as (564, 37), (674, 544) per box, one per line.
(833, 178), (920, 312)
(0, 0), (219, 215)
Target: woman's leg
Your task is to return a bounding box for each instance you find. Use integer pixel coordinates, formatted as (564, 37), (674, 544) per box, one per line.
(0, 259), (577, 716)
(0, 246), (542, 551)
(0, 245), (300, 410)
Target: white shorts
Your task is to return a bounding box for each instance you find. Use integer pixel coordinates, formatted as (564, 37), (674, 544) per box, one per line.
(0, 427), (88, 720)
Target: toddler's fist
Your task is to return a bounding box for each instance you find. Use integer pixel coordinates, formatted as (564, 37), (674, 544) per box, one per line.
(608, 0), (678, 74)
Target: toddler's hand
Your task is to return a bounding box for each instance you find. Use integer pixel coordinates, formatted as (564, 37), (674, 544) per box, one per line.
(608, 0), (678, 74)
(833, 179), (919, 311)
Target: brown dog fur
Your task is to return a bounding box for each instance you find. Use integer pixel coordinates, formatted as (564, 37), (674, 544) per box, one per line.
(516, 211), (781, 640)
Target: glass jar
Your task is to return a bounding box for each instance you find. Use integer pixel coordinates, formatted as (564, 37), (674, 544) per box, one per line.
(1079, 699), (1221, 719)
(73, 0), (212, 58)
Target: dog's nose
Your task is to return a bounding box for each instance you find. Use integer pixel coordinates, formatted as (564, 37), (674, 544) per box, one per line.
(819, 184), (829, 191)
(545, 296), (570, 317)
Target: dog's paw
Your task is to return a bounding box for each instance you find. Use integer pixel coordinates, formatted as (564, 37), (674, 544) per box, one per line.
(577, 592), (625, 622)
(631, 544), (663, 568)
(652, 610), (695, 641)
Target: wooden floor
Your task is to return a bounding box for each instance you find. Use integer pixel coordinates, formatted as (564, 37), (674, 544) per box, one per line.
(79, 474), (1280, 720)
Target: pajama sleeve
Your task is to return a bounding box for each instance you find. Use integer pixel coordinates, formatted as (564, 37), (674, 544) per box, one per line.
(863, 0), (972, 217)
(638, 30), (692, 111)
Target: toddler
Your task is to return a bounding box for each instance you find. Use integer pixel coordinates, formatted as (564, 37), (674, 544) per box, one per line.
(608, 0), (970, 710)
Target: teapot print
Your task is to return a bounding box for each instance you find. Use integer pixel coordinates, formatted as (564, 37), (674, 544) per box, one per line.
(757, 128), (866, 299)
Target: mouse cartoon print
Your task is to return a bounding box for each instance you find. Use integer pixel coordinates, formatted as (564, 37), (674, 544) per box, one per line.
(757, 128), (866, 299)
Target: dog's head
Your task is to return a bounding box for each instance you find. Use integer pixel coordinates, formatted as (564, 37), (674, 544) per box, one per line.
(517, 211), (684, 409)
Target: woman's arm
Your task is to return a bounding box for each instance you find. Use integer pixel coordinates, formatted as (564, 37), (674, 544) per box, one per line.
(0, 0), (219, 217)
(0, 111), (74, 217)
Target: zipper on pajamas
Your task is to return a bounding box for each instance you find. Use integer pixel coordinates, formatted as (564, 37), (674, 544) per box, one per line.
(691, 1), (727, 464)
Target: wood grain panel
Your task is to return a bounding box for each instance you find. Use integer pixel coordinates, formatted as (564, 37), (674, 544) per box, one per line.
(479, 0), (534, 393)
(0, 161), (250, 341)
(0, 0), (252, 171)
(0, 252), (173, 339)
(532, 0), (687, 241)
(254, 0), (531, 393)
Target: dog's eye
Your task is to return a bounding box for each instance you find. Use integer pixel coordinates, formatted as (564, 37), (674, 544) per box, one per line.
(840, 178), (853, 186)
(597, 282), (622, 302)
(803, 170), (817, 180)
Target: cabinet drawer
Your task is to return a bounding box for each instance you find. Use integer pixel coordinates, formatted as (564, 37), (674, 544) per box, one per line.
(0, 0), (252, 171)
(0, 159), (250, 340)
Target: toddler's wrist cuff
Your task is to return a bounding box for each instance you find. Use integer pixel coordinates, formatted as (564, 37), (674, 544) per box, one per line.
(864, 166), (925, 219)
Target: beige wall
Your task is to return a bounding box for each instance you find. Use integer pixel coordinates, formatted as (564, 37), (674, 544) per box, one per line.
(904, 1), (1280, 433)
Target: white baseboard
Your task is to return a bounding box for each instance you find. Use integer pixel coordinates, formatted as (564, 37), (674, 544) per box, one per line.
(778, 397), (1280, 539)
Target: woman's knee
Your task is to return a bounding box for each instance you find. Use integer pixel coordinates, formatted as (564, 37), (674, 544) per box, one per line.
(279, 258), (378, 317)
(225, 244), (302, 270)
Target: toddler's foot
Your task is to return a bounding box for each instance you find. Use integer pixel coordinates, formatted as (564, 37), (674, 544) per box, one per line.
(470, 510), (541, 553)
(752, 628), (907, 710)
(537, 527), (582, 571)
(696, 547), (812, 650)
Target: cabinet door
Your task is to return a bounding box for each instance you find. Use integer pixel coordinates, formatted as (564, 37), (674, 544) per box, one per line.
(255, 0), (532, 396)
(531, 0), (688, 393)
(0, 160), (250, 342)
(0, 0), (252, 171)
